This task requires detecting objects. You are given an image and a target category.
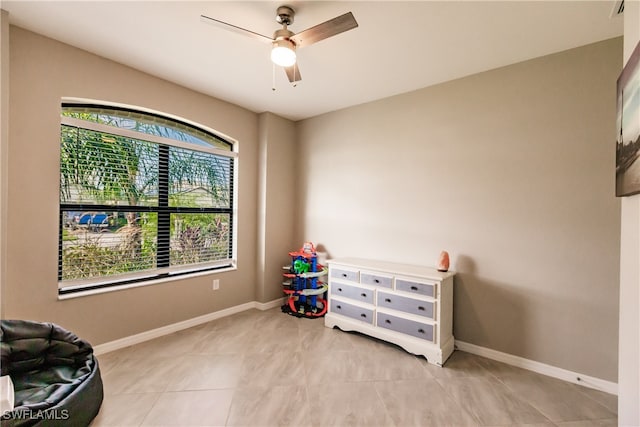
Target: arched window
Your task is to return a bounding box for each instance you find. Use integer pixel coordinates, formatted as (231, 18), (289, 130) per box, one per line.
(58, 102), (237, 295)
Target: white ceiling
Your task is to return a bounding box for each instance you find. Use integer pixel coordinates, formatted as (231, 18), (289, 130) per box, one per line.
(2, 1), (624, 121)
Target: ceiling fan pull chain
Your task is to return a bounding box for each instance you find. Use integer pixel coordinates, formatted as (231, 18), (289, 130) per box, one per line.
(293, 66), (297, 88)
(272, 62), (276, 92)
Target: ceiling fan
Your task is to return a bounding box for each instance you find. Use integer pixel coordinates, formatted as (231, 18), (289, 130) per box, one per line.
(200, 6), (358, 84)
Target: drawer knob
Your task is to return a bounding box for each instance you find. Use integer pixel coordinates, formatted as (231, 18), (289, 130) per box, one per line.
(418, 329), (425, 334)
(342, 273), (348, 278)
(374, 279), (380, 283)
(385, 319), (391, 324)
(360, 313), (367, 318)
(385, 298), (391, 303)
(336, 305), (342, 309)
(338, 288), (343, 292)
(410, 286), (418, 291)
(360, 293), (367, 298)
(418, 306), (425, 311)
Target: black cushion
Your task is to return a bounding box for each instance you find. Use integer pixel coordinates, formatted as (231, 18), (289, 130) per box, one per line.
(1, 320), (103, 427)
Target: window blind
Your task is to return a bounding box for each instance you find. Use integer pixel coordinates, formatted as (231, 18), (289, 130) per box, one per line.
(58, 104), (236, 294)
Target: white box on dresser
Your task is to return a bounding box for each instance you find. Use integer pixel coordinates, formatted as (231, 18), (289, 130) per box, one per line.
(324, 257), (455, 366)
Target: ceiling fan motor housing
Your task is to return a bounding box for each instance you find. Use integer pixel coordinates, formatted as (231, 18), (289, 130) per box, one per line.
(276, 6), (295, 26)
(273, 28), (295, 43)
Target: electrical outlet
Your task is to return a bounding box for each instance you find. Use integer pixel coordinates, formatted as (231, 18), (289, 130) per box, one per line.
(212, 279), (220, 290)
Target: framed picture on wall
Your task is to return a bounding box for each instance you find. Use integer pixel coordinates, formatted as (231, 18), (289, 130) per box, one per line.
(616, 40), (640, 197)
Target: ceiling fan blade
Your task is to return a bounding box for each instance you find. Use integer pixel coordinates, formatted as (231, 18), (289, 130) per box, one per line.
(284, 64), (302, 83)
(200, 14), (273, 43)
(290, 12), (358, 48)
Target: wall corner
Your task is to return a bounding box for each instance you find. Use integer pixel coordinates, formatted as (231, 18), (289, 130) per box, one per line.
(618, 0), (640, 424)
(0, 10), (10, 318)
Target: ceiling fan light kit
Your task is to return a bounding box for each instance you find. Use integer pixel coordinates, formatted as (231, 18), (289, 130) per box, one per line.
(201, 5), (358, 85)
(271, 41), (296, 67)
(271, 28), (297, 67)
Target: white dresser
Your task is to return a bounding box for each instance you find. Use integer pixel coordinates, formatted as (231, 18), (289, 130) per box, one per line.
(324, 257), (455, 366)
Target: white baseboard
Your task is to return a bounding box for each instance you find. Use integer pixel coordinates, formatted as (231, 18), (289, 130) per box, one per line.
(455, 340), (618, 395)
(254, 297), (287, 311)
(93, 297), (286, 355)
(93, 304), (617, 396)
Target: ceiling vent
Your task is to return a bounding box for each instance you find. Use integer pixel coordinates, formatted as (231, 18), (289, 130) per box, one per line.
(610, 0), (624, 18)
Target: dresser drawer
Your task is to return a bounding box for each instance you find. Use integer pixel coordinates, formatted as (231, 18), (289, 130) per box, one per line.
(331, 283), (374, 305)
(377, 312), (434, 343)
(331, 299), (374, 324)
(378, 291), (435, 320)
(360, 272), (393, 288)
(331, 268), (359, 282)
(395, 278), (436, 298)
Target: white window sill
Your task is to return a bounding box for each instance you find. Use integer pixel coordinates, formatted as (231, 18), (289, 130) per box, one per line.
(57, 265), (237, 300)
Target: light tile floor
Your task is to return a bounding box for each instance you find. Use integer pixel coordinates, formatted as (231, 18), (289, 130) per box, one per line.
(91, 308), (617, 427)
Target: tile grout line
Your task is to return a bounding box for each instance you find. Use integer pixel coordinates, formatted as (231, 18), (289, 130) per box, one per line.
(482, 363), (556, 426)
(371, 379), (400, 427)
(136, 392), (163, 427)
(430, 375), (484, 426)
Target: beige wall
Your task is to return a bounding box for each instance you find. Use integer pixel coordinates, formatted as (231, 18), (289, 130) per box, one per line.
(3, 27), (262, 345)
(618, 0), (640, 422)
(297, 38), (622, 382)
(256, 112), (298, 303)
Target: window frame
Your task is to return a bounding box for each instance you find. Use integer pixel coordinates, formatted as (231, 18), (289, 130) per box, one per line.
(58, 101), (238, 296)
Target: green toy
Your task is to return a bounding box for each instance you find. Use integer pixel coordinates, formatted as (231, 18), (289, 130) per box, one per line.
(293, 259), (310, 274)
